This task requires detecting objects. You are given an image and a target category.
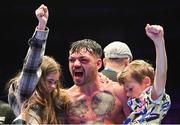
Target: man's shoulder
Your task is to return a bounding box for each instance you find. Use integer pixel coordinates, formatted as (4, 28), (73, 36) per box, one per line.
(104, 81), (126, 99)
(67, 85), (78, 92)
(100, 80), (125, 97)
(104, 80), (123, 89)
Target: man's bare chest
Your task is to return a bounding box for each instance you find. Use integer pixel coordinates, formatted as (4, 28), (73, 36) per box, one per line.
(68, 90), (121, 123)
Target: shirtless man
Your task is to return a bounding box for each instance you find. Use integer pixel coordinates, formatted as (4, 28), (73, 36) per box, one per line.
(66, 39), (131, 124)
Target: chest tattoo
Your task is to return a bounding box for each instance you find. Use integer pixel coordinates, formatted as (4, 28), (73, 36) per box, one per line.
(70, 91), (115, 119)
(71, 99), (88, 116)
(91, 91), (115, 115)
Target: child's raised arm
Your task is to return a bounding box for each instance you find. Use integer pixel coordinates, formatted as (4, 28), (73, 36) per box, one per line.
(145, 24), (167, 99)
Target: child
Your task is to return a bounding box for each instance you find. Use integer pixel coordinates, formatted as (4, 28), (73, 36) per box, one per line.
(117, 24), (171, 124)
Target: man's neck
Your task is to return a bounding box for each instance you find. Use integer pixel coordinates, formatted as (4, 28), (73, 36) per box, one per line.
(79, 75), (101, 96)
(105, 63), (125, 73)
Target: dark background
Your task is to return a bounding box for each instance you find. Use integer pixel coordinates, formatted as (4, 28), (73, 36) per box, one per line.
(0, 0), (179, 123)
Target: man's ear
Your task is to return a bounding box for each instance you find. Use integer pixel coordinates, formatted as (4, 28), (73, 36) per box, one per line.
(97, 59), (102, 70)
(123, 58), (129, 67)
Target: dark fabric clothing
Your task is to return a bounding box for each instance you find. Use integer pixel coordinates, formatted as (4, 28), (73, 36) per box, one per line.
(0, 100), (16, 124)
(12, 119), (26, 124)
(101, 69), (118, 82)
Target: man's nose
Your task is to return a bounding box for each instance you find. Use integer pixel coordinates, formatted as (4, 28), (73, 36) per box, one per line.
(74, 59), (81, 66)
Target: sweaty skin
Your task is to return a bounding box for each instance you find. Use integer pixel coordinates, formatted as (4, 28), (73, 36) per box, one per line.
(66, 47), (130, 124)
(66, 79), (129, 124)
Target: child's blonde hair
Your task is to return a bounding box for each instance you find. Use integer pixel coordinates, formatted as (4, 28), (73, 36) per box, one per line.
(118, 59), (154, 85)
